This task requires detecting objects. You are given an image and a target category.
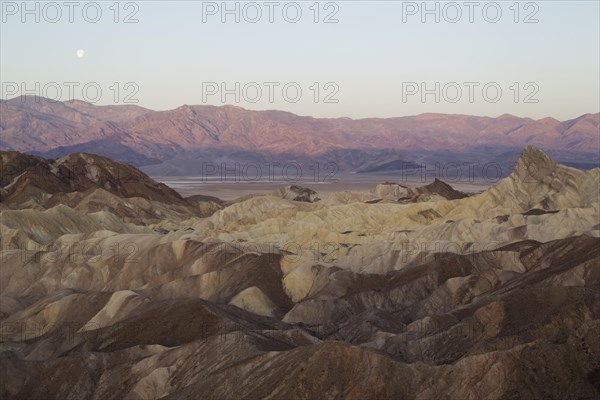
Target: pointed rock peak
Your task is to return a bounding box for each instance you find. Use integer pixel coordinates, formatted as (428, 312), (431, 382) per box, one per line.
(512, 146), (557, 182)
(419, 179), (468, 200)
(431, 178), (446, 185)
(428, 179), (459, 192)
(519, 146), (554, 165)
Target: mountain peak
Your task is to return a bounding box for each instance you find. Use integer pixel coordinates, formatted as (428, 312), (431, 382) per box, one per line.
(498, 113), (517, 119)
(0, 150), (185, 205)
(512, 146), (557, 182)
(419, 178), (468, 200)
(520, 145), (554, 164)
(521, 145), (549, 159)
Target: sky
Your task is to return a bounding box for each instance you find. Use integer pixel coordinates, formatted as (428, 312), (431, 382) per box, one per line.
(1, 1), (599, 120)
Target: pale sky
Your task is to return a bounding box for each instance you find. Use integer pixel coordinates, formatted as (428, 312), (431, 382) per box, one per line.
(1, 1), (599, 120)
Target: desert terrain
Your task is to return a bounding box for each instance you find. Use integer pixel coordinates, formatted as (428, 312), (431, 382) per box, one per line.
(1, 145), (598, 399)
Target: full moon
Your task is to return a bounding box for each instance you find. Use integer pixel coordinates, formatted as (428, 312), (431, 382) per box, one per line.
(76, 49), (85, 58)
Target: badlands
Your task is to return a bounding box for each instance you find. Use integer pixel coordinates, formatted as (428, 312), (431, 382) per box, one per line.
(0, 146), (599, 399)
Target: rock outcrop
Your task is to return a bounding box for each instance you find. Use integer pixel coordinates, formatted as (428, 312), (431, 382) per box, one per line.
(277, 184), (321, 203)
(0, 151), (224, 231)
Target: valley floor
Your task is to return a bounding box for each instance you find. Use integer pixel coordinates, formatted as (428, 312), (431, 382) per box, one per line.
(157, 175), (491, 200)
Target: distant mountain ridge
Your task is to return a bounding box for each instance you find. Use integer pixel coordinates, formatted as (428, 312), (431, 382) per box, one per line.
(1, 96), (598, 171)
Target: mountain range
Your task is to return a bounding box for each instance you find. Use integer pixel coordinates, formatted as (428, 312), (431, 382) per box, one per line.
(1, 96), (598, 174)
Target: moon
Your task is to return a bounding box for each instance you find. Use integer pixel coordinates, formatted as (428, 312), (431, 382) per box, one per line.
(76, 49), (85, 59)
